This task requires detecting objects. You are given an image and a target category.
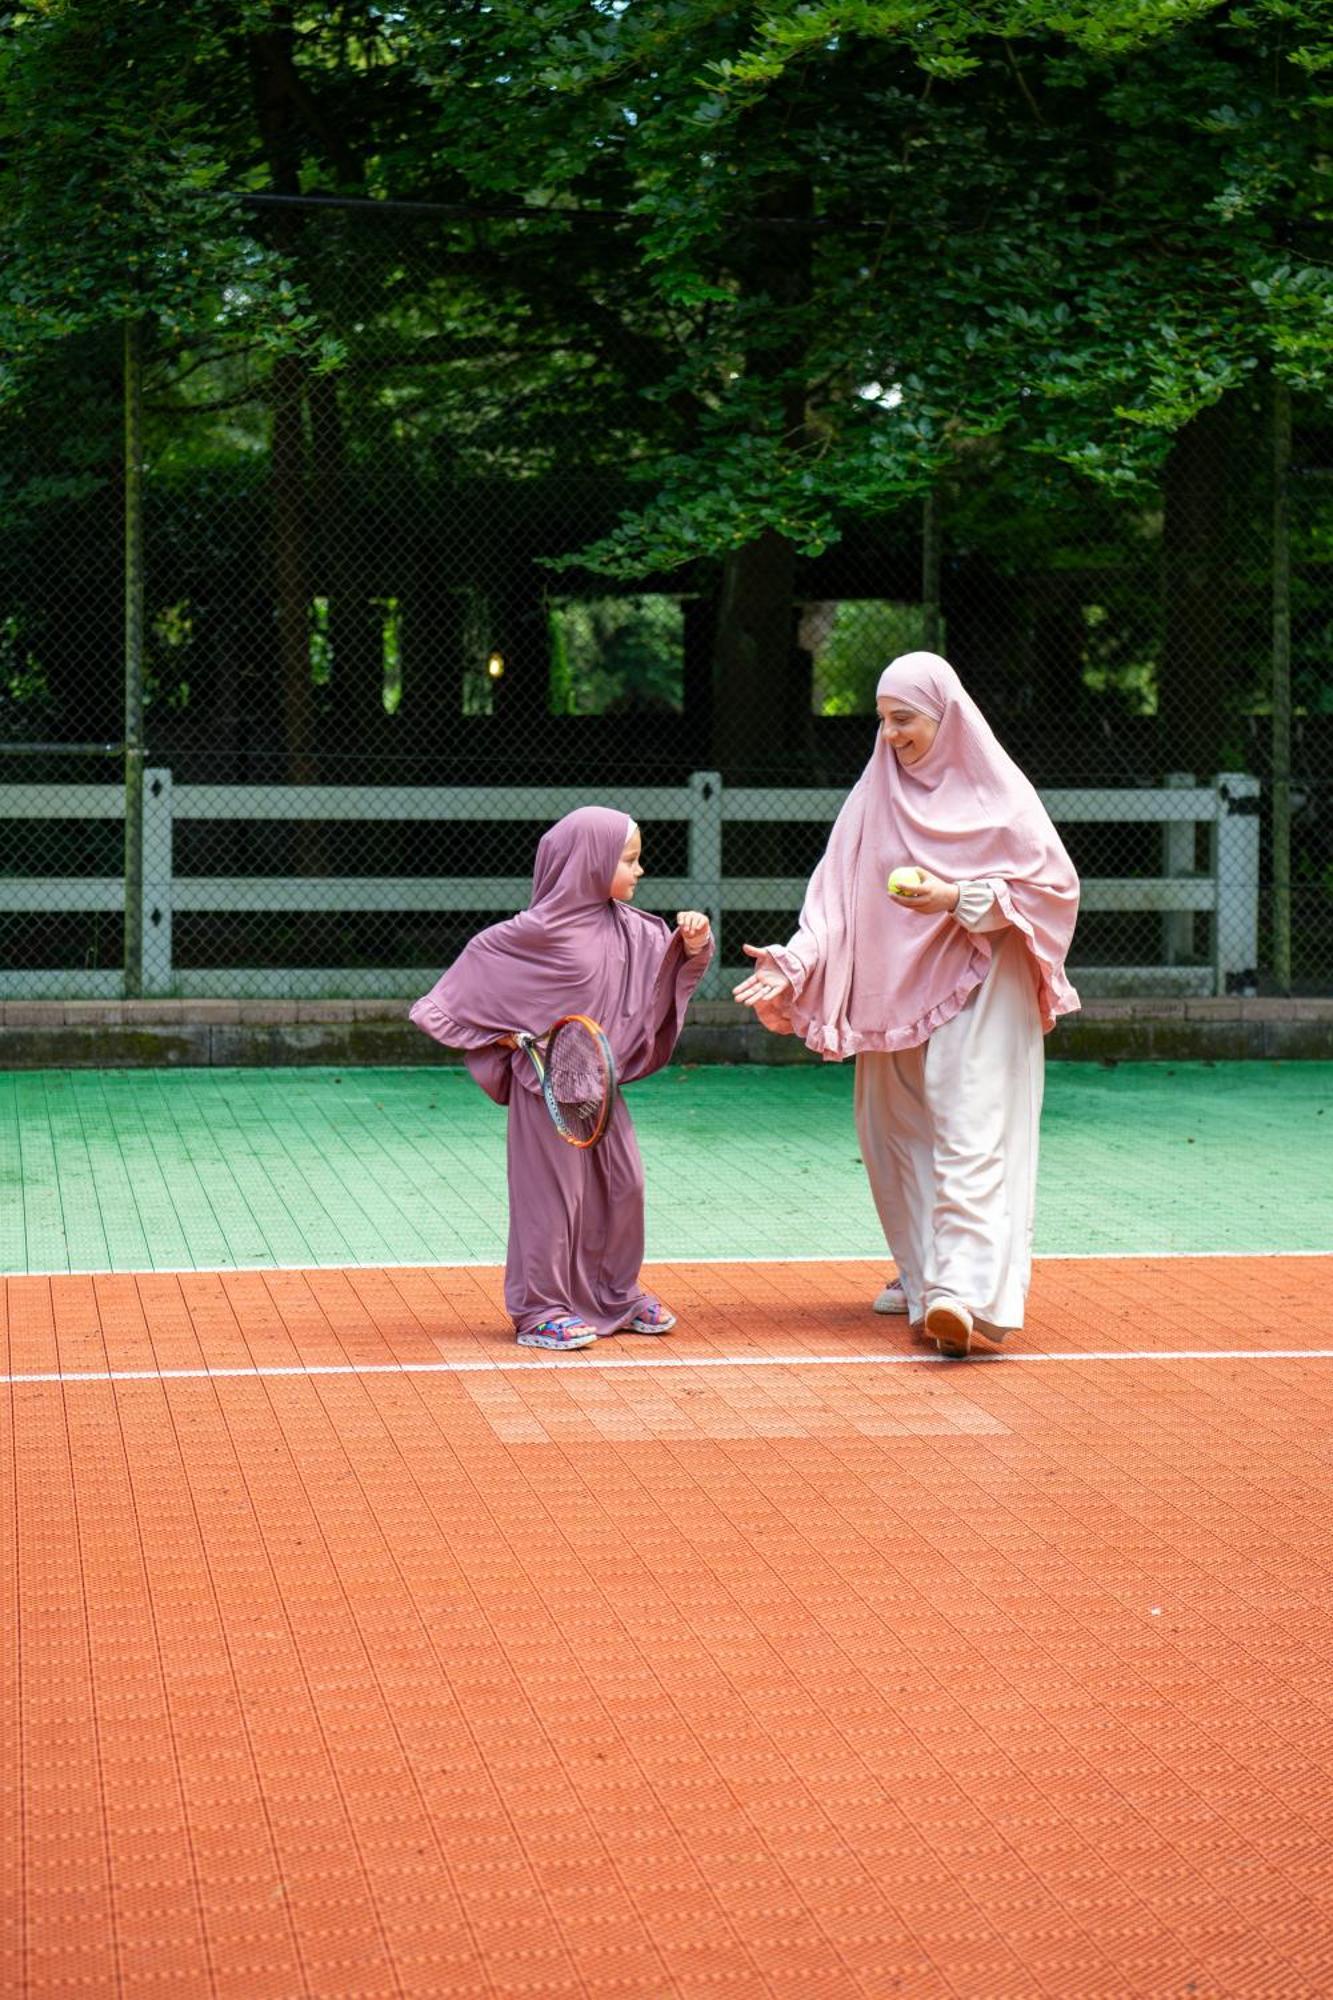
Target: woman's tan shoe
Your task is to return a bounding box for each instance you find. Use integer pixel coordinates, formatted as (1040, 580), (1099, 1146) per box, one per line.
(925, 1298), (974, 1356)
(927, 1299), (1011, 1356)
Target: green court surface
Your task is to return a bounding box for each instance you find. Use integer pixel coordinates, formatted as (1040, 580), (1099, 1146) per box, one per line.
(0, 1061), (1327, 1275)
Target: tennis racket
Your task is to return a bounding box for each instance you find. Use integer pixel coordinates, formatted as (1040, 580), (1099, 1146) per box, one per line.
(514, 1013), (617, 1148)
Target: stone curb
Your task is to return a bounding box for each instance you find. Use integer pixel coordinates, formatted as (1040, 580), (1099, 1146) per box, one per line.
(0, 996), (1329, 1066)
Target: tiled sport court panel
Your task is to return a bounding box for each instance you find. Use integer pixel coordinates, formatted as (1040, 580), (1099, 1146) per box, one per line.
(1, 1061), (1329, 1273)
(6, 1254), (1333, 1998)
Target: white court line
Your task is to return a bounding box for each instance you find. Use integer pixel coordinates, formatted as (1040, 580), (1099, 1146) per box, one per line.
(2, 1248), (1330, 1282)
(5, 1348), (1333, 1388)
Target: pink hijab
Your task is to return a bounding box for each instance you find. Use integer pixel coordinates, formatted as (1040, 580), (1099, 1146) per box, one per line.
(410, 805), (710, 1101)
(753, 652), (1079, 1056)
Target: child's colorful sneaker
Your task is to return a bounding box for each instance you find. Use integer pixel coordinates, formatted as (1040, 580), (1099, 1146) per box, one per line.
(621, 1298), (677, 1335)
(517, 1316), (597, 1351)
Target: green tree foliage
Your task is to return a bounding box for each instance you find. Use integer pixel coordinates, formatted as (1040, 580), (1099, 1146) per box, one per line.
(7, 2), (1329, 541)
(549, 596), (685, 713)
(418, 0), (1333, 570)
(808, 600), (937, 714)
(2, 0), (1331, 755)
(0, 0), (327, 385)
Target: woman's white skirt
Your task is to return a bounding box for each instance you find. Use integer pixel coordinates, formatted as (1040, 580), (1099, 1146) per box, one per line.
(853, 930), (1044, 1330)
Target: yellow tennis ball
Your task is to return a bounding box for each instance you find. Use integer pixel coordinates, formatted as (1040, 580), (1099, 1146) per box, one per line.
(887, 866), (925, 897)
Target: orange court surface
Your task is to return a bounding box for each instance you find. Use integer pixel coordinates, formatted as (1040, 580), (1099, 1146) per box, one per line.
(5, 1250), (1333, 1999)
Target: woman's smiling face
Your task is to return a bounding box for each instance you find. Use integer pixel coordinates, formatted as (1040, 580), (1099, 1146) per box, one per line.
(877, 699), (939, 766)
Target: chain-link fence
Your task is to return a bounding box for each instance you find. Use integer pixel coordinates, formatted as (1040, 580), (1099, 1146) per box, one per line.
(1, 200), (1330, 1002)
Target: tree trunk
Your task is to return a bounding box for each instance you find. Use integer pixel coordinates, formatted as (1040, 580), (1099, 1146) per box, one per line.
(710, 175), (814, 778)
(682, 589), (716, 766)
(309, 372), (386, 766)
(270, 351), (315, 784)
(940, 554), (1022, 720)
(405, 486), (469, 758)
(1161, 397), (1237, 777)
(488, 565), (550, 748)
(248, 12), (317, 787)
(711, 530), (801, 775)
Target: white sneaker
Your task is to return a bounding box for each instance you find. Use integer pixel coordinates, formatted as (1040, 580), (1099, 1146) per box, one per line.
(872, 1276), (909, 1316)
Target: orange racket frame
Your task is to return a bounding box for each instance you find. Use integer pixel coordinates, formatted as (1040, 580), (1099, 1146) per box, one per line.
(514, 1012), (617, 1149)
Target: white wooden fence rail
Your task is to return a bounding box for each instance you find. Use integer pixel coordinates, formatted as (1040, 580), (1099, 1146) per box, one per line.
(0, 768), (1259, 1002)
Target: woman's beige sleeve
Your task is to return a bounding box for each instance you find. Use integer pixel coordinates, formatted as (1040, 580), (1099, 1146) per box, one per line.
(953, 879), (1012, 934)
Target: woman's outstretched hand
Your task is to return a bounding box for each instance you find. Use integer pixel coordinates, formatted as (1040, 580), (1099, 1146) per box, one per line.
(733, 944), (793, 1008)
(892, 868), (960, 916)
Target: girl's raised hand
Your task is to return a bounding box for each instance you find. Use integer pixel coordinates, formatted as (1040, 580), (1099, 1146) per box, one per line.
(732, 944), (793, 1008)
(892, 868), (960, 916)
(676, 910), (712, 958)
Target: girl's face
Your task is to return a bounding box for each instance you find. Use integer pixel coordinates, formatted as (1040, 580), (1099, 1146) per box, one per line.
(610, 824), (644, 901)
(877, 699), (939, 766)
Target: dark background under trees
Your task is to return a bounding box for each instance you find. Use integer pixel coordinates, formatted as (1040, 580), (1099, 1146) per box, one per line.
(2, 0), (1332, 986)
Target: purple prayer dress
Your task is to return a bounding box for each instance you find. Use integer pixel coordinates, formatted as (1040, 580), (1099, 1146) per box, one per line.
(409, 807), (713, 1338)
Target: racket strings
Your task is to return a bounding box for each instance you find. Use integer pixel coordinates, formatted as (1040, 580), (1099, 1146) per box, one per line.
(546, 1025), (610, 1139)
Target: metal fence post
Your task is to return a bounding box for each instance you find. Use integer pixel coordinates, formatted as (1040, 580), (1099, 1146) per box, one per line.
(1212, 773), (1260, 996)
(123, 315), (146, 999)
(1161, 772), (1196, 966)
(1272, 377), (1293, 991)
(688, 770), (724, 996)
(142, 768), (173, 996)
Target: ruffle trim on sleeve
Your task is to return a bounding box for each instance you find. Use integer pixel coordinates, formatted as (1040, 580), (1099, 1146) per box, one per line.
(786, 967), (990, 1061)
(408, 992), (489, 1050)
(746, 886), (1079, 1057)
(988, 881), (1081, 1033)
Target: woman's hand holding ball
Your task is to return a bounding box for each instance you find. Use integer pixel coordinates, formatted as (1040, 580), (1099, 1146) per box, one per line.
(887, 866), (960, 915)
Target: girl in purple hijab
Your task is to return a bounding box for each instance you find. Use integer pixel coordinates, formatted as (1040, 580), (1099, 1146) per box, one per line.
(410, 807), (714, 1350)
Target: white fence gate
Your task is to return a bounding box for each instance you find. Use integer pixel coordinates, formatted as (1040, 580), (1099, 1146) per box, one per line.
(0, 769), (1259, 1002)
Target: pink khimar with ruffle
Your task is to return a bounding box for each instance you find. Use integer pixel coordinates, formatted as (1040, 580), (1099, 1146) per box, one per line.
(751, 652), (1080, 1057)
(409, 804), (711, 1098)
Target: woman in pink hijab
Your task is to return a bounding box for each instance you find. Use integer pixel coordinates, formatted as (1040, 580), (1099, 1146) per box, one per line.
(411, 807), (713, 1350)
(734, 652), (1079, 1356)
